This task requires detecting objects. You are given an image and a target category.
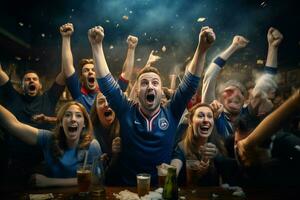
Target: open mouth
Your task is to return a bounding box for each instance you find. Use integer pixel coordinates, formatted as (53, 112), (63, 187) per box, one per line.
(146, 94), (155, 102)
(104, 110), (113, 117)
(88, 77), (95, 84)
(68, 126), (78, 133)
(29, 85), (36, 91)
(199, 125), (210, 135)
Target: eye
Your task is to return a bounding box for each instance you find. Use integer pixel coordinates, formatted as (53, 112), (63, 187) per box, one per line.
(76, 113), (83, 118)
(207, 113), (213, 119)
(140, 80), (148, 87)
(152, 80), (159, 86)
(64, 112), (71, 118)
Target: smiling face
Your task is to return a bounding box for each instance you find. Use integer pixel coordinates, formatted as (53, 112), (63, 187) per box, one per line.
(137, 72), (162, 115)
(62, 105), (85, 144)
(191, 106), (214, 138)
(221, 86), (245, 115)
(96, 93), (115, 128)
(22, 72), (42, 96)
(80, 63), (97, 91)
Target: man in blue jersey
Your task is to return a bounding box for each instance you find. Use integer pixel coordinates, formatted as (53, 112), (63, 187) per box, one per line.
(88, 25), (215, 185)
(60, 23), (138, 112)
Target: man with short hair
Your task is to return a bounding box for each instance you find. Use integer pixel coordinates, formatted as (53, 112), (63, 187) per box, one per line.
(88, 25), (215, 185)
(60, 23), (138, 112)
(0, 64), (65, 185)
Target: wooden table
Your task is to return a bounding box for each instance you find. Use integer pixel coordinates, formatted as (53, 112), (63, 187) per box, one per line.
(1, 185), (300, 200)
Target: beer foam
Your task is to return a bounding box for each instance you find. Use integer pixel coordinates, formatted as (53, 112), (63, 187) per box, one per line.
(137, 175), (150, 180)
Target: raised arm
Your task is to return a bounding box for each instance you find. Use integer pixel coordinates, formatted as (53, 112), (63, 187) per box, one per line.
(250, 28), (283, 111)
(0, 63), (9, 86)
(186, 26), (216, 77)
(0, 104), (38, 145)
(266, 27), (283, 68)
(202, 35), (249, 103)
(88, 26), (109, 78)
(144, 50), (161, 68)
(120, 35), (138, 81)
(60, 23), (75, 78)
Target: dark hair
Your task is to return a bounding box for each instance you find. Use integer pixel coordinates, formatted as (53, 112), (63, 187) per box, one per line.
(22, 70), (39, 80)
(51, 101), (94, 161)
(90, 93), (120, 139)
(79, 58), (94, 74)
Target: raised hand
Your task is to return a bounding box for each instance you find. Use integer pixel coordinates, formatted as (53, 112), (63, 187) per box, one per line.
(199, 26), (216, 51)
(60, 23), (74, 37)
(127, 35), (138, 49)
(88, 26), (104, 45)
(210, 100), (224, 118)
(145, 50), (161, 67)
(232, 35), (249, 49)
(267, 27), (283, 48)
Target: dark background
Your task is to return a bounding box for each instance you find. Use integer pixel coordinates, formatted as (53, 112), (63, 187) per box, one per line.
(0, 0), (299, 79)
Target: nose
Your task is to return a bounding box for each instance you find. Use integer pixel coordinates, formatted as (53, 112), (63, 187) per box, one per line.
(203, 115), (209, 122)
(71, 114), (76, 122)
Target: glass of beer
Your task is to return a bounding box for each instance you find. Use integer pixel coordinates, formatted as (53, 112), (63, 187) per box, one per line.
(157, 164), (168, 188)
(77, 164), (92, 195)
(136, 173), (151, 197)
(186, 160), (199, 186)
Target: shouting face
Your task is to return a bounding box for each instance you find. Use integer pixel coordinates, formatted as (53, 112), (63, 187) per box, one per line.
(22, 72), (42, 96)
(81, 63), (97, 91)
(62, 105), (85, 144)
(137, 72), (162, 115)
(192, 106), (214, 138)
(221, 86), (244, 115)
(96, 93), (115, 128)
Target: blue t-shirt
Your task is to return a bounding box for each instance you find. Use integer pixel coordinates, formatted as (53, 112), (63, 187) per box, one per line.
(37, 129), (102, 178)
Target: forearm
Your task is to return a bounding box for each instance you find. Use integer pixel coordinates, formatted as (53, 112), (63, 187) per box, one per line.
(187, 44), (207, 77)
(121, 47), (135, 81)
(219, 44), (239, 60)
(245, 90), (300, 148)
(201, 60), (223, 103)
(40, 177), (77, 188)
(61, 37), (75, 77)
(0, 105), (38, 145)
(92, 44), (110, 78)
(0, 68), (9, 86)
(265, 46), (278, 68)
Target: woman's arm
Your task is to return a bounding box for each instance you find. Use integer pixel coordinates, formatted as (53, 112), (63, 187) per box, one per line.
(0, 105), (38, 145)
(32, 174), (77, 188)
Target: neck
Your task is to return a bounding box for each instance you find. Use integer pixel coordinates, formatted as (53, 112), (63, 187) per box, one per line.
(67, 138), (79, 149)
(139, 106), (160, 119)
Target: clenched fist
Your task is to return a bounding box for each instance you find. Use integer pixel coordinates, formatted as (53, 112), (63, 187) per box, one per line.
(267, 27), (283, 48)
(199, 26), (216, 51)
(88, 26), (104, 45)
(232, 35), (249, 49)
(127, 35), (138, 49)
(60, 23), (74, 37)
